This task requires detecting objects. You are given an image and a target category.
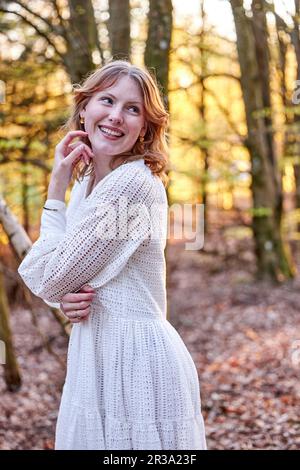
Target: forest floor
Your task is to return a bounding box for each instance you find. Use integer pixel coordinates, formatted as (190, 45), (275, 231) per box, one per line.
(1, 210), (300, 450)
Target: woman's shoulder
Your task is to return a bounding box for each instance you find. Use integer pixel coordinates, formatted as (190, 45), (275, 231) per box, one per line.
(101, 158), (153, 191)
(116, 159), (167, 205)
(81, 159), (166, 205)
(121, 158), (163, 187)
(121, 159), (165, 192)
(122, 158), (150, 175)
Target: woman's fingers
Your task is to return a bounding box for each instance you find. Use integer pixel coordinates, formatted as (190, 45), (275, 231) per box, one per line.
(61, 145), (91, 167)
(65, 306), (91, 322)
(63, 145), (92, 167)
(57, 130), (88, 154)
(60, 285), (96, 322)
(68, 306), (91, 318)
(80, 284), (95, 293)
(67, 142), (94, 165)
(62, 300), (92, 311)
(68, 141), (94, 156)
(52, 130), (92, 186)
(63, 291), (95, 302)
(68, 312), (90, 324)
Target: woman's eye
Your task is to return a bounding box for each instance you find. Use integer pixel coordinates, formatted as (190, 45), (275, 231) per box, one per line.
(100, 97), (139, 113)
(100, 97), (113, 104)
(129, 106), (139, 113)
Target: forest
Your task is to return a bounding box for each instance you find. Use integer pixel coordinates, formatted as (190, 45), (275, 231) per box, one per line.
(0, 0), (300, 450)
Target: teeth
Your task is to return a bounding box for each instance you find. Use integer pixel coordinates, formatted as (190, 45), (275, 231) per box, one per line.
(99, 126), (123, 137)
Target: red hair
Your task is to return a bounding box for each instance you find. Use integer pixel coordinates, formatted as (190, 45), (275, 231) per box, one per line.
(63, 60), (170, 187)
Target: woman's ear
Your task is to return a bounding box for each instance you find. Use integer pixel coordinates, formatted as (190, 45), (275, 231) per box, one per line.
(80, 105), (87, 118)
(141, 122), (147, 137)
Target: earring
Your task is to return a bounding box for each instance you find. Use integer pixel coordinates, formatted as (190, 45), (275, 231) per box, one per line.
(80, 116), (85, 124)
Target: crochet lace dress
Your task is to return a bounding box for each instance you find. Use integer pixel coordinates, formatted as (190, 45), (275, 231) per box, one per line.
(18, 158), (207, 450)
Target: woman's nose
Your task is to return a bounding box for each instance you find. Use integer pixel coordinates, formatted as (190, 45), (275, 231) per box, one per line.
(108, 107), (123, 123)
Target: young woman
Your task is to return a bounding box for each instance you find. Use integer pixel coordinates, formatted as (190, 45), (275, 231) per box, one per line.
(18, 60), (207, 450)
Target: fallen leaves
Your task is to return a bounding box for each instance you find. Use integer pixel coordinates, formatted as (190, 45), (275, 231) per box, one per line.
(168, 226), (300, 450)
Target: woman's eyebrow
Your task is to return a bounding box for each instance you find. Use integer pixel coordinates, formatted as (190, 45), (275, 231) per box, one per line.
(101, 92), (142, 104)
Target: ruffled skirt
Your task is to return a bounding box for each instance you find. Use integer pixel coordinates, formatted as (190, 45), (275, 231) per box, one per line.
(55, 310), (207, 450)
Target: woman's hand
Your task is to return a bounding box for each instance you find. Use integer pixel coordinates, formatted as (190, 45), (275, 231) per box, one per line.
(60, 284), (96, 324)
(48, 130), (94, 200)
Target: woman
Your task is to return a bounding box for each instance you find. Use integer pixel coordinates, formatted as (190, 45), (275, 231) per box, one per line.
(18, 60), (207, 450)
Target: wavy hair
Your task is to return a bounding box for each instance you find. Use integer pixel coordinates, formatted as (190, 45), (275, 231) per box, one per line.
(63, 60), (170, 187)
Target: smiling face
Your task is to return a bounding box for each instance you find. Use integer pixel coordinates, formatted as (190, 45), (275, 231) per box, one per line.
(80, 75), (146, 159)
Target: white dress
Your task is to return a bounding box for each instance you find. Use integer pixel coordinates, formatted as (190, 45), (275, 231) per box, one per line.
(18, 158), (207, 450)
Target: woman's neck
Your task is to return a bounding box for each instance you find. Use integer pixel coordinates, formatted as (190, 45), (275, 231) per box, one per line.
(92, 158), (113, 185)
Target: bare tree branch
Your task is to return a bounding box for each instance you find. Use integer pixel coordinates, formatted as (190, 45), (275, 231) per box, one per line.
(176, 56), (240, 82)
(171, 43), (237, 60)
(3, 0), (65, 35)
(0, 6), (65, 60)
(49, 0), (67, 28)
(205, 87), (245, 142)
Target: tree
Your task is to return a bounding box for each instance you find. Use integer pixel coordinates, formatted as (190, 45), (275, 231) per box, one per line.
(108, 0), (130, 60)
(230, 0), (295, 281)
(0, 267), (21, 391)
(144, 0), (173, 109)
(0, 0), (102, 83)
(271, 0), (300, 232)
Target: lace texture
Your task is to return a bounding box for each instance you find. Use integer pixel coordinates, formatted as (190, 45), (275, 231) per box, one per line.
(18, 159), (207, 450)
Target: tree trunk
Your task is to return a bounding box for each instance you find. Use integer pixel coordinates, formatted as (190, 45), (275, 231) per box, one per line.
(198, 0), (209, 235)
(144, 0), (173, 318)
(0, 196), (32, 260)
(144, 0), (173, 110)
(269, 0), (300, 234)
(0, 197), (70, 336)
(275, 10), (288, 157)
(290, 0), (300, 224)
(108, 0), (131, 60)
(0, 269), (21, 391)
(230, 0), (295, 282)
(21, 152), (30, 235)
(65, 0), (101, 82)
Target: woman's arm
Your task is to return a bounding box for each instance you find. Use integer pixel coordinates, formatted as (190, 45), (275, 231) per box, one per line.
(18, 165), (155, 304)
(20, 130), (93, 308)
(40, 177), (88, 310)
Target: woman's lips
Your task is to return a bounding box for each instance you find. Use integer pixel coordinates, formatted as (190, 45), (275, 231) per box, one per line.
(98, 126), (124, 140)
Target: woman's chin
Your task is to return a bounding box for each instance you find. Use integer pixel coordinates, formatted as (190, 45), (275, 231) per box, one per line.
(92, 143), (130, 158)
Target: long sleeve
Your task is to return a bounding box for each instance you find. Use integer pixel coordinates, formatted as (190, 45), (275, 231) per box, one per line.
(37, 199), (66, 309)
(18, 164), (155, 304)
(20, 178), (83, 310)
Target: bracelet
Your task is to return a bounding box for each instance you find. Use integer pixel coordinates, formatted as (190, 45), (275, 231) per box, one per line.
(43, 206), (59, 211)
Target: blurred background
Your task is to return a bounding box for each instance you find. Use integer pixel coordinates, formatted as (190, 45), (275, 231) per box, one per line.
(1, 0), (300, 450)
